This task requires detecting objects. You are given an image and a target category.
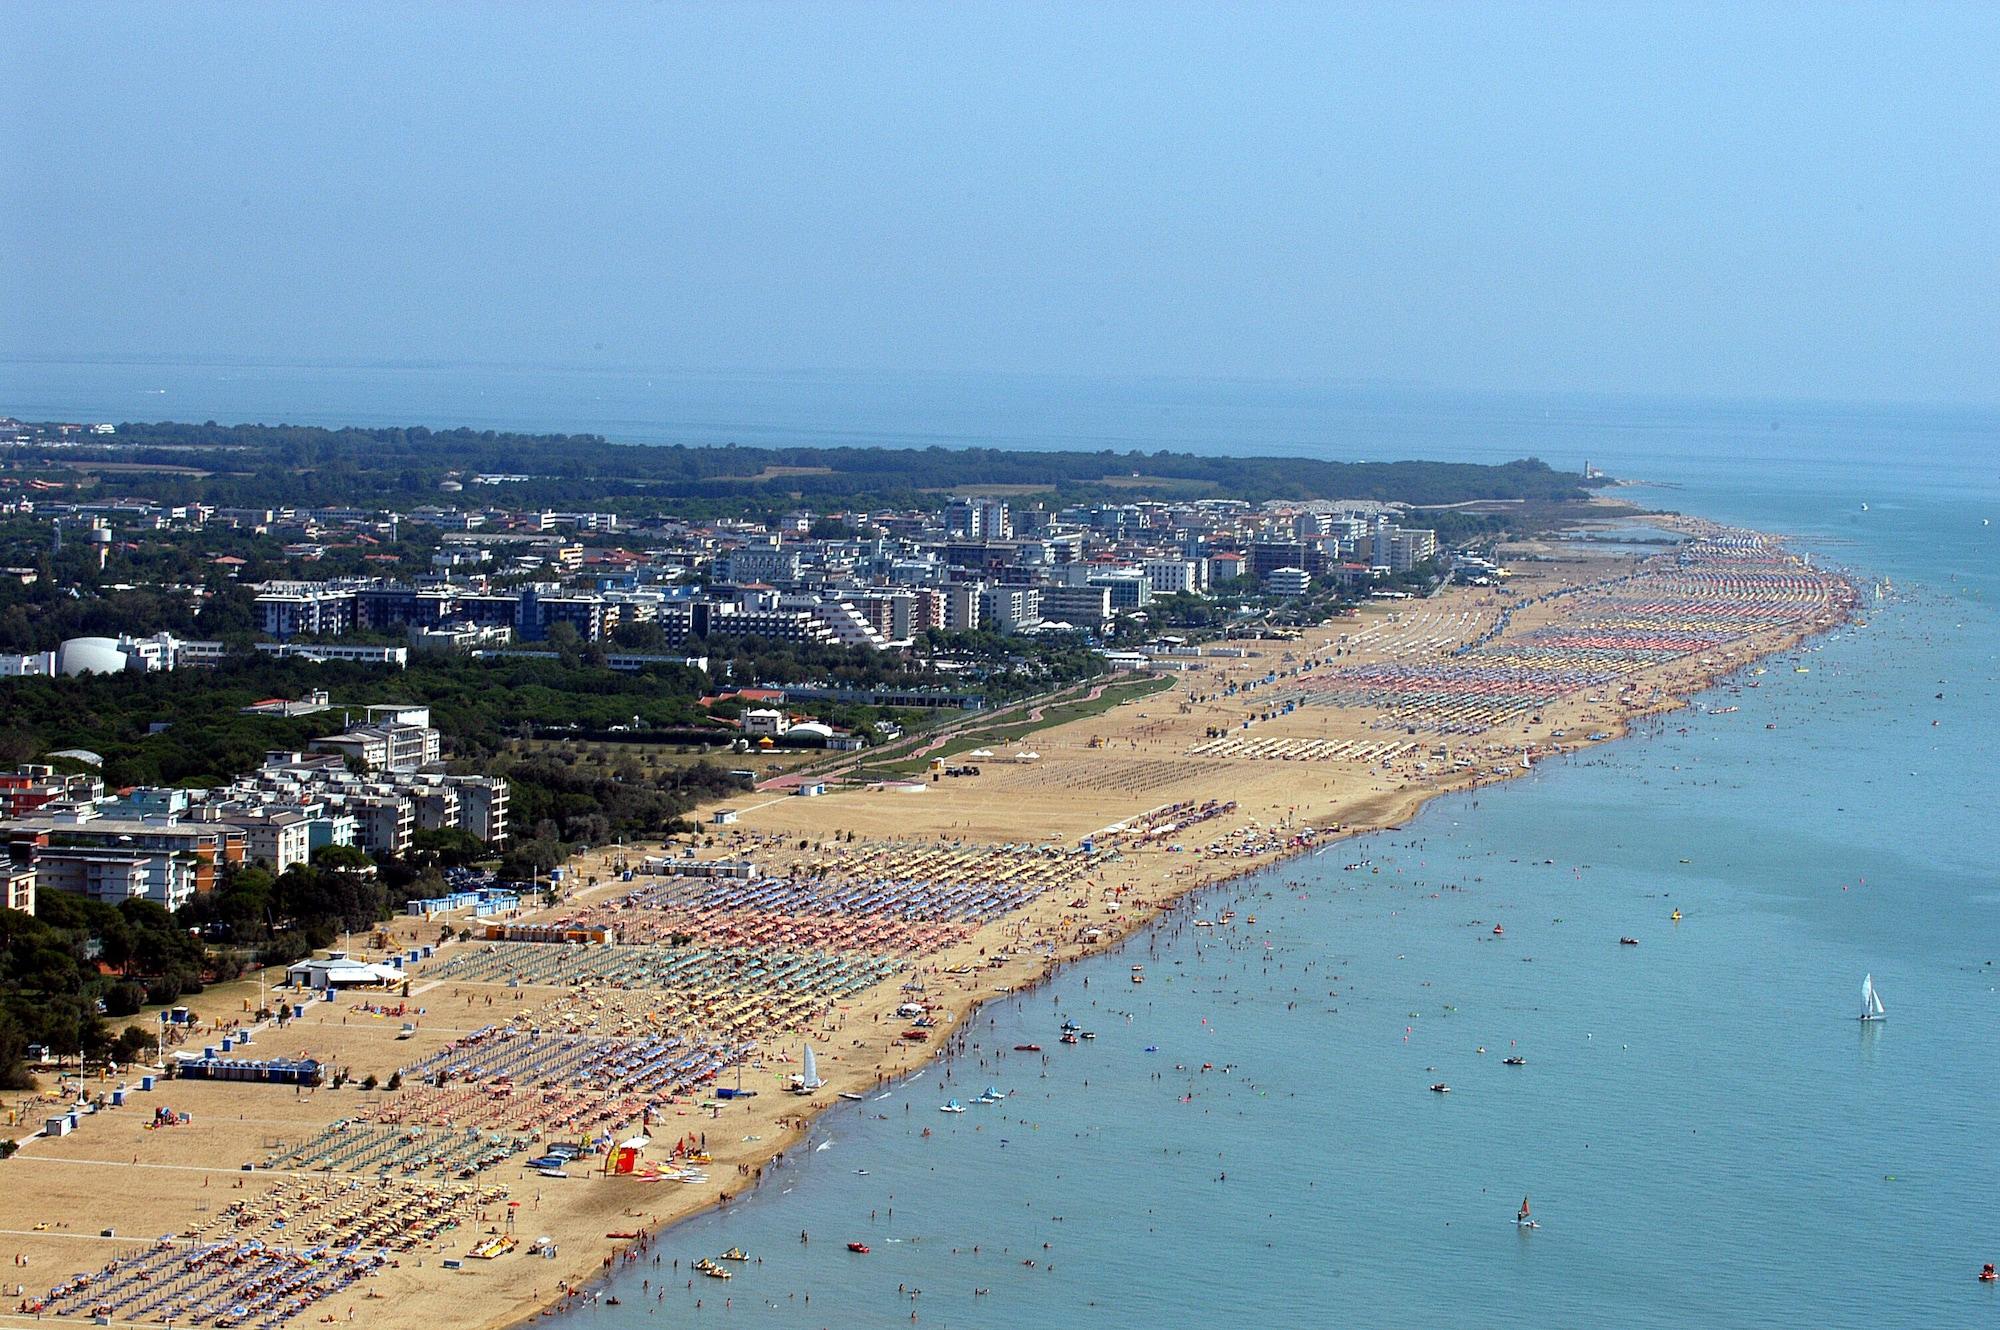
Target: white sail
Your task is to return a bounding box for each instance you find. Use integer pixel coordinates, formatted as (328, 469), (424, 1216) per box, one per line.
(1860, 974), (1886, 1021)
(802, 1045), (822, 1088)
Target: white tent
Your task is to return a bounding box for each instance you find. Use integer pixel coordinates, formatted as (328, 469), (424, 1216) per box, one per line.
(285, 953), (405, 988)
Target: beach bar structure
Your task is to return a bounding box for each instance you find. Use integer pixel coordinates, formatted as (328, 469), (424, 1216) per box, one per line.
(285, 952), (407, 988)
(172, 1054), (324, 1087)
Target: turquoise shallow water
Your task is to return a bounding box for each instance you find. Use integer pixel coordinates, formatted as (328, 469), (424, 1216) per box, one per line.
(5, 365), (1996, 1326)
(581, 590), (1997, 1330)
(559, 401), (1989, 1329)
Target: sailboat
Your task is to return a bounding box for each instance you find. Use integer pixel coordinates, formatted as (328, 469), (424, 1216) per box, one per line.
(1858, 974), (1886, 1023)
(792, 1044), (824, 1094)
(1515, 1196), (1538, 1229)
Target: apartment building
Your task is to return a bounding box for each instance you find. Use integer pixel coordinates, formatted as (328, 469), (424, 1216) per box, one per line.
(310, 721), (440, 772)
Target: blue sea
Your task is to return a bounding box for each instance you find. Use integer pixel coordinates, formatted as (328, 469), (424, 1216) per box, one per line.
(6, 360), (1998, 1327)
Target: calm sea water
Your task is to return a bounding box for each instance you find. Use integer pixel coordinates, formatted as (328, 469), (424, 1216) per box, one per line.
(6, 361), (1998, 1326)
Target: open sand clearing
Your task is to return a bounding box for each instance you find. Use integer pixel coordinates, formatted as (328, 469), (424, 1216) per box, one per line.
(0, 521), (1854, 1330)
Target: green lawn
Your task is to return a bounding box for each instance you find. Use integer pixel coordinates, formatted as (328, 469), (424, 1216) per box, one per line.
(848, 674), (1174, 779)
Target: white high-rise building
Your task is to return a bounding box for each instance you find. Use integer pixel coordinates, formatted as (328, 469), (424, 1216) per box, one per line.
(1142, 559), (1199, 596)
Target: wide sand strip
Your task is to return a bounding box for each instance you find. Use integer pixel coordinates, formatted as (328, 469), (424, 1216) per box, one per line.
(0, 520), (1854, 1330)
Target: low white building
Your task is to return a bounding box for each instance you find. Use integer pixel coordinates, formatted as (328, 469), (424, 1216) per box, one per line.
(284, 952), (406, 989)
(741, 708), (790, 737)
(0, 651), (56, 678)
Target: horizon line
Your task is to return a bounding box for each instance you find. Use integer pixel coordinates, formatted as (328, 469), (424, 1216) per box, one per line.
(3, 352), (1996, 421)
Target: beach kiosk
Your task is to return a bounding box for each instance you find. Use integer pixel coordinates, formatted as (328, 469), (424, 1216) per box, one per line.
(283, 952), (405, 990)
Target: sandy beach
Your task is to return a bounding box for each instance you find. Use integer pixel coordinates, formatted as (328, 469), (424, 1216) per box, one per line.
(0, 517), (1856, 1330)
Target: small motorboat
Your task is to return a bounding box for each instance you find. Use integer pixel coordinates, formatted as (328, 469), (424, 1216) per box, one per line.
(1492, 925), (1504, 936)
(939, 1099), (966, 1113)
(1014, 1044), (1042, 1052)
(1502, 1056), (1526, 1066)
(847, 1242), (870, 1254)
(1429, 1083), (1451, 1094)
(1619, 937), (1639, 946)
(1059, 1032), (1079, 1045)
(1981, 1263), (1996, 1282)
(1080, 1031), (1096, 1040)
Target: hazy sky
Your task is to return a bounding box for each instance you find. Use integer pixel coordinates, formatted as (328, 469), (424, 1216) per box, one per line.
(5, 2), (1995, 407)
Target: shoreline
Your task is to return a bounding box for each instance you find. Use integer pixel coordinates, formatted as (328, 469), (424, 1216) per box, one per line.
(487, 517), (1855, 1330)
(0, 516), (1856, 1330)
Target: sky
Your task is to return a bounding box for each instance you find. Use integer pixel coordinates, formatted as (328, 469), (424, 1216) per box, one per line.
(4, 2), (1996, 408)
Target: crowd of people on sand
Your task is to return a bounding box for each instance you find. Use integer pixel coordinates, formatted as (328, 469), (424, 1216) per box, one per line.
(23, 1177), (505, 1330)
(270, 1118), (534, 1174)
(424, 941), (895, 1037)
(393, 1024), (743, 1107)
(1273, 535), (1852, 736)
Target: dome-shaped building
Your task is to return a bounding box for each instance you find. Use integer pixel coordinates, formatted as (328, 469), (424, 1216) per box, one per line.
(56, 636), (132, 677)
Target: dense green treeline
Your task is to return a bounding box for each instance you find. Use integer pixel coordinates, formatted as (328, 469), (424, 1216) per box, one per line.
(0, 892), (207, 1090)
(26, 421), (1591, 518)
